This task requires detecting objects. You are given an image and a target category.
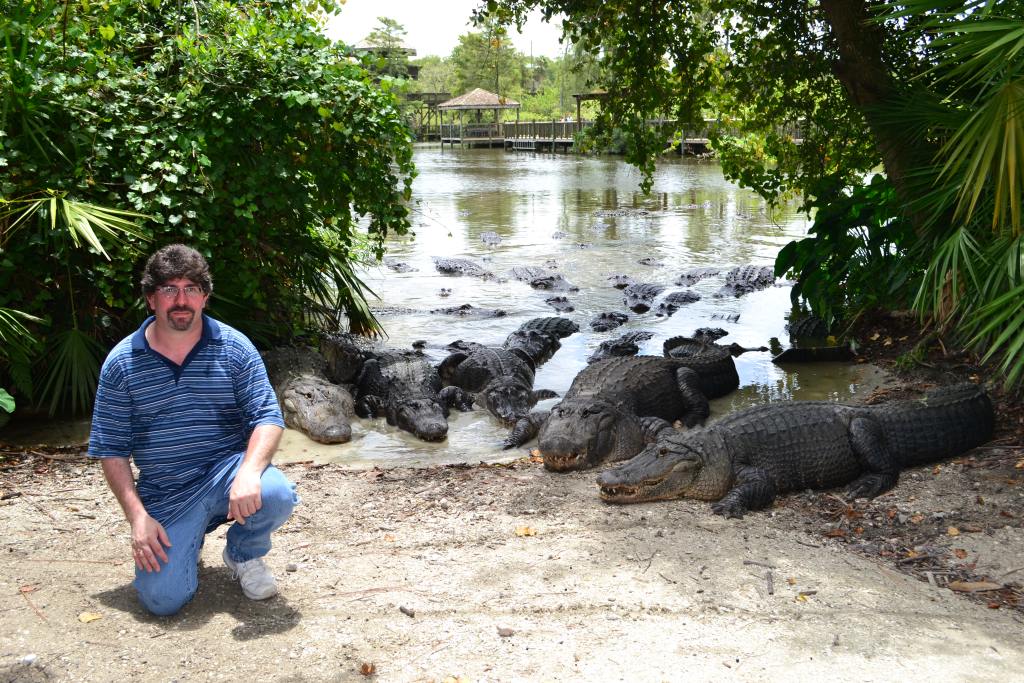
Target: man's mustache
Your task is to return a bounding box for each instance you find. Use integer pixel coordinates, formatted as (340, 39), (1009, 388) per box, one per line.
(169, 306), (194, 314)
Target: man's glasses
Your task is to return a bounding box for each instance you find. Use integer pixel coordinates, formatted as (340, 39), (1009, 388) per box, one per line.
(155, 285), (206, 300)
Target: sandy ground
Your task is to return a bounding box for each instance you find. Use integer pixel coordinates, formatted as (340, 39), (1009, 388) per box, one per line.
(1, 442), (1022, 682)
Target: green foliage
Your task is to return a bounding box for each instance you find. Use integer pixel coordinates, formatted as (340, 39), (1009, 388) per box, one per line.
(775, 176), (921, 327)
(0, 0), (414, 414)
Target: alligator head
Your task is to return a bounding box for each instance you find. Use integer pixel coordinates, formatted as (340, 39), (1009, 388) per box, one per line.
(597, 430), (729, 503)
(389, 397), (449, 442)
(537, 398), (645, 471)
(478, 376), (537, 426)
(280, 377), (354, 444)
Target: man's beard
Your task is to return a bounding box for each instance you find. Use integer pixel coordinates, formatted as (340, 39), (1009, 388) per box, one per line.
(167, 306), (196, 331)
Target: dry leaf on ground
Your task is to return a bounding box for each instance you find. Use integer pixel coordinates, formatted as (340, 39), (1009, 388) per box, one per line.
(514, 526), (536, 537)
(77, 612), (102, 623)
(948, 581), (1003, 593)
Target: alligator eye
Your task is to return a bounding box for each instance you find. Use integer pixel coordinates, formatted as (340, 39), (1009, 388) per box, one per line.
(658, 447), (668, 457)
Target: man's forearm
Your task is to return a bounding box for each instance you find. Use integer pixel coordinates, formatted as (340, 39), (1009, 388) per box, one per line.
(238, 424), (283, 475)
(101, 457), (148, 524)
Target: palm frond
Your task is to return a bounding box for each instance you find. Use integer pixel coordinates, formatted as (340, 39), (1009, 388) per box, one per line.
(938, 79), (1024, 234)
(913, 227), (984, 321)
(0, 193), (151, 257)
(35, 328), (106, 416)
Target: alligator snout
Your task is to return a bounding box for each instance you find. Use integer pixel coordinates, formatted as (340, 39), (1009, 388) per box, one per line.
(311, 423), (352, 444)
(416, 421), (449, 442)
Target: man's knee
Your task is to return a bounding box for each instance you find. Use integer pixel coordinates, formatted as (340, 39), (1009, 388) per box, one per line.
(259, 469), (297, 522)
(136, 582), (196, 616)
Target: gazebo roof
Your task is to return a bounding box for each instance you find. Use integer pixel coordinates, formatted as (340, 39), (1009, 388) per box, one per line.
(437, 88), (521, 110)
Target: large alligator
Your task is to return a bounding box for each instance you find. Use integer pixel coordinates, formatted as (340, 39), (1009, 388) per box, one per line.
(263, 347), (355, 444)
(503, 329), (561, 366)
(597, 383), (994, 517)
(662, 336), (740, 397)
(717, 265), (775, 297)
(433, 256), (496, 280)
(518, 317), (580, 339)
(356, 352), (472, 442)
(503, 351), (740, 471)
(438, 347), (557, 425)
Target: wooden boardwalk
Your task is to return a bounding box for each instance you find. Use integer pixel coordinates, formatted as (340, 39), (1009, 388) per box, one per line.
(434, 120), (801, 154)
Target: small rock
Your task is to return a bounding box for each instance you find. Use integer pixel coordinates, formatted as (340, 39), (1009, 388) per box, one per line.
(497, 627), (514, 637)
(285, 563), (298, 572)
(399, 605), (416, 618)
(20, 654), (38, 666)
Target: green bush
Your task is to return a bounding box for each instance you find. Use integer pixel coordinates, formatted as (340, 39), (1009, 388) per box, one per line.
(0, 0), (414, 414)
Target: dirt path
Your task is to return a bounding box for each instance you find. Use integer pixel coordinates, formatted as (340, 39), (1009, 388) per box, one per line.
(2, 448), (1022, 682)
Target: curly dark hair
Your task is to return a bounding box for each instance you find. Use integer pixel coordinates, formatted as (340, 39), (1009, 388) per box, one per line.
(140, 244), (213, 295)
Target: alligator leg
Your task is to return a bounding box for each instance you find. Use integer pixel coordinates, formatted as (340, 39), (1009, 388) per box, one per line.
(639, 416), (675, 442)
(845, 417), (900, 499)
(709, 466), (776, 519)
(439, 385), (474, 412)
(674, 366), (711, 427)
(502, 411), (549, 449)
(531, 389), (559, 401)
(355, 395), (384, 419)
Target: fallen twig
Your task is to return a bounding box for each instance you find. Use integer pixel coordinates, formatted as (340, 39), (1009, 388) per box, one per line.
(743, 560), (777, 570)
(19, 588), (47, 622)
(766, 570), (774, 596)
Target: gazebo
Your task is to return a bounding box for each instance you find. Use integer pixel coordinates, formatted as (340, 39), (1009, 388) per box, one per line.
(438, 88), (521, 148)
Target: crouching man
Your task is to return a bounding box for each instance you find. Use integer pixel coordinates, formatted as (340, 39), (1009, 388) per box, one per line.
(88, 244), (297, 615)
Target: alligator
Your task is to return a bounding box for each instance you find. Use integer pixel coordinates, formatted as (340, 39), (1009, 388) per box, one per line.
(787, 314), (829, 342)
(716, 265), (775, 297)
(590, 312), (629, 332)
(356, 352), (472, 442)
(517, 317), (580, 339)
(438, 347), (557, 424)
(607, 275), (637, 290)
(480, 231), (502, 246)
(551, 231), (568, 239)
(597, 383), (995, 517)
(656, 290), (701, 316)
(504, 328), (561, 366)
(692, 327), (728, 343)
(546, 297), (575, 313)
(429, 303), (508, 318)
(638, 257), (663, 267)
(530, 274), (578, 291)
(504, 352), (740, 471)
(263, 347), (355, 444)
(511, 265), (551, 282)
(587, 330), (654, 364)
(320, 332), (383, 384)
(438, 287), (452, 297)
(383, 258), (416, 273)
(622, 283), (666, 313)
(432, 256), (495, 280)
(593, 209), (650, 218)
(674, 267), (720, 286)
(662, 336), (740, 398)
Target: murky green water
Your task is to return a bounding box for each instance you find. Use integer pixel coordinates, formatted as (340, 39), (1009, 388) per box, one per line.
(275, 146), (887, 467)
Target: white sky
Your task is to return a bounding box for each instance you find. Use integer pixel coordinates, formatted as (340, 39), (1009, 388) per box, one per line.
(325, 0), (567, 59)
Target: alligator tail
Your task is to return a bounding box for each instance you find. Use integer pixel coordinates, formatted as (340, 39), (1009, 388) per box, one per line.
(876, 383), (994, 467)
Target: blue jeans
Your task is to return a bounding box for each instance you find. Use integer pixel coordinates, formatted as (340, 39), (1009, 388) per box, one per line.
(134, 464), (297, 616)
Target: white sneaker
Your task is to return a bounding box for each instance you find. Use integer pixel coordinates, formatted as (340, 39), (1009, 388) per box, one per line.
(223, 548), (278, 600)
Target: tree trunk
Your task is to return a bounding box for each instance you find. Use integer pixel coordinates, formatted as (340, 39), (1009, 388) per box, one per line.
(819, 0), (934, 233)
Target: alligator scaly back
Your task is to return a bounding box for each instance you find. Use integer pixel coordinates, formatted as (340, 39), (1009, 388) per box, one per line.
(873, 383), (994, 467)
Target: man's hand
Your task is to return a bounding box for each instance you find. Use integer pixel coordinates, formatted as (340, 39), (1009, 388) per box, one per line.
(130, 513), (171, 572)
(228, 468), (263, 525)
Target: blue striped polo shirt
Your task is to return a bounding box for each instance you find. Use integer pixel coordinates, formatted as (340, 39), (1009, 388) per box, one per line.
(88, 314), (284, 527)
